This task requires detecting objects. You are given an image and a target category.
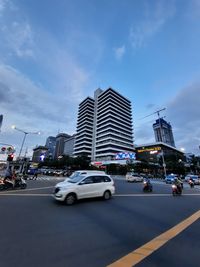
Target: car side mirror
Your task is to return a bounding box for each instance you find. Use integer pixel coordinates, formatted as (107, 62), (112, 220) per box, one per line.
(79, 181), (85, 185)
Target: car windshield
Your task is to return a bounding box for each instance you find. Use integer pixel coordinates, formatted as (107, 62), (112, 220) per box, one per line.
(68, 175), (85, 183)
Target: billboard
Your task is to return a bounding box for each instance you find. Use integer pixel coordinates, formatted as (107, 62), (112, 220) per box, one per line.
(115, 152), (136, 160)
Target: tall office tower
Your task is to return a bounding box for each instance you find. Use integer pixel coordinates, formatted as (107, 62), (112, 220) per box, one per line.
(153, 118), (175, 147)
(0, 115), (3, 132)
(55, 133), (71, 158)
(64, 134), (76, 156)
(73, 97), (95, 157)
(45, 136), (56, 159)
(74, 88), (134, 161)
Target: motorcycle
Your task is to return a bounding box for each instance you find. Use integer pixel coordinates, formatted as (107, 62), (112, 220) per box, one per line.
(143, 180), (153, 192)
(0, 177), (27, 190)
(188, 179), (194, 188)
(172, 184), (182, 196)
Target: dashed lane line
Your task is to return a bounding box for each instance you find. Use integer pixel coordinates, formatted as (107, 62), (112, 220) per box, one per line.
(0, 186), (54, 194)
(108, 209), (200, 267)
(0, 193), (51, 196)
(115, 193), (200, 197)
(0, 192), (200, 197)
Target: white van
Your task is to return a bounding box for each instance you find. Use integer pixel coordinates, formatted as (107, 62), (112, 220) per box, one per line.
(53, 173), (115, 205)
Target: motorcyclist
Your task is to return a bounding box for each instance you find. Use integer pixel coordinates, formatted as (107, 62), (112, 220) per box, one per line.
(173, 177), (182, 193)
(4, 166), (15, 188)
(143, 177), (152, 191)
(4, 166), (12, 180)
(188, 178), (194, 188)
(146, 177), (151, 186)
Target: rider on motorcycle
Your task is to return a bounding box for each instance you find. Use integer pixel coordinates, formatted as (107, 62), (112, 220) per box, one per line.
(143, 177), (152, 191)
(173, 177), (182, 193)
(4, 166), (15, 188)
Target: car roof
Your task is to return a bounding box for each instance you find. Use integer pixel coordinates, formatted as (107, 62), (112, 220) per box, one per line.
(83, 173), (110, 177)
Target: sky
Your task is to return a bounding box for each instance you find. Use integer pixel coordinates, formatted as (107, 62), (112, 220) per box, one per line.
(0, 0), (200, 158)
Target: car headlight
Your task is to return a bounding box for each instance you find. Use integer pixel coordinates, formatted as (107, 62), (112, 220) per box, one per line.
(54, 187), (60, 194)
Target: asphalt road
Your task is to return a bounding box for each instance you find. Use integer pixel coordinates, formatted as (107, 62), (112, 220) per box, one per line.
(0, 177), (199, 267)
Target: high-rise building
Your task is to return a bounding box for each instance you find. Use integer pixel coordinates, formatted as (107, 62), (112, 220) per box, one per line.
(55, 133), (71, 158)
(0, 115), (3, 132)
(64, 134), (76, 157)
(32, 146), (48, 163)
(74, 88), (134, 161)
(73, 97), (95, 157)
(153, 118), (175, 147)
(45, 136), (56, 159)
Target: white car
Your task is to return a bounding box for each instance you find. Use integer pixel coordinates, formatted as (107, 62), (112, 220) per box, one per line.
(126, 173), (143, 182)
(53, 173), (115, 205)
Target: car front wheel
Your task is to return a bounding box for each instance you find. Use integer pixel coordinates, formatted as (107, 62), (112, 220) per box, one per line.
(65, 193), (77, 205)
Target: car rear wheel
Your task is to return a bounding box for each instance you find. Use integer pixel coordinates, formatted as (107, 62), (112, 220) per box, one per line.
(65, 193), (77, 205)
(103, 190), (111, 200)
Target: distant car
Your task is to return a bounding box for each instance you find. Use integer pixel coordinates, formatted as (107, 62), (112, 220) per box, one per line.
(125, 173), (143, 182)
(53, 170), (63, 176)
(185, 175), (200, 185)
(165, 174), (178, 184)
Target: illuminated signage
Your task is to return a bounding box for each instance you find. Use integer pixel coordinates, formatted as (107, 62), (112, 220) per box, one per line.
(115, 152), (136, 160)
(137, 147), (161, 153)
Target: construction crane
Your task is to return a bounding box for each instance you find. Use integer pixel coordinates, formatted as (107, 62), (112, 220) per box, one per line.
(141, 108), (166, 143)
(141, 108), (166, 120)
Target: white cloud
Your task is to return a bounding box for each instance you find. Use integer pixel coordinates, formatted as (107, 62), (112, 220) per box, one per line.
(130, 0), (176, 49)
(1, 21), (34, 58)
(0, 63), (87, 154)
(114, 45), (126, 60)
(166, 82), (200, 154)
(0, 0), (7, 14)
(0, 0), (34, 58)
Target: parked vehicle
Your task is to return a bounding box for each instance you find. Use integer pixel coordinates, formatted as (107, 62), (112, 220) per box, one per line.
(143, 180), (153, 192)
(126, 172), (143, 182)
(53, 170), (64, 176)
(172, 184), (182, 196)
(53, 173), (115, 205)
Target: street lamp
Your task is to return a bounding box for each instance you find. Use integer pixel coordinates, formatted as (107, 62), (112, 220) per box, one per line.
(12, 125), (40, 158)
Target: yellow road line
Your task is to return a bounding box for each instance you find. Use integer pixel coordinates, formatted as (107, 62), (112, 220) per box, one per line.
(108, 210), (200, 267)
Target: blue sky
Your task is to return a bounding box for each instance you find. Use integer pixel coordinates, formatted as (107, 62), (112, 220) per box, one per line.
(0, 0), (200, 157)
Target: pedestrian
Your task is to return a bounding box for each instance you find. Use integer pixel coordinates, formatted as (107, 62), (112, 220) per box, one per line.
(33, 170), (38, 180)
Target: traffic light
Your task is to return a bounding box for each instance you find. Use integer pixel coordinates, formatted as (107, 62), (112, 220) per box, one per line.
(7, 154), (14, 162)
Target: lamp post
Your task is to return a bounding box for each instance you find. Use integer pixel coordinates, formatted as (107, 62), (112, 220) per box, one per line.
(12, 125), (40, 158)
(161, 151), (167, 177)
